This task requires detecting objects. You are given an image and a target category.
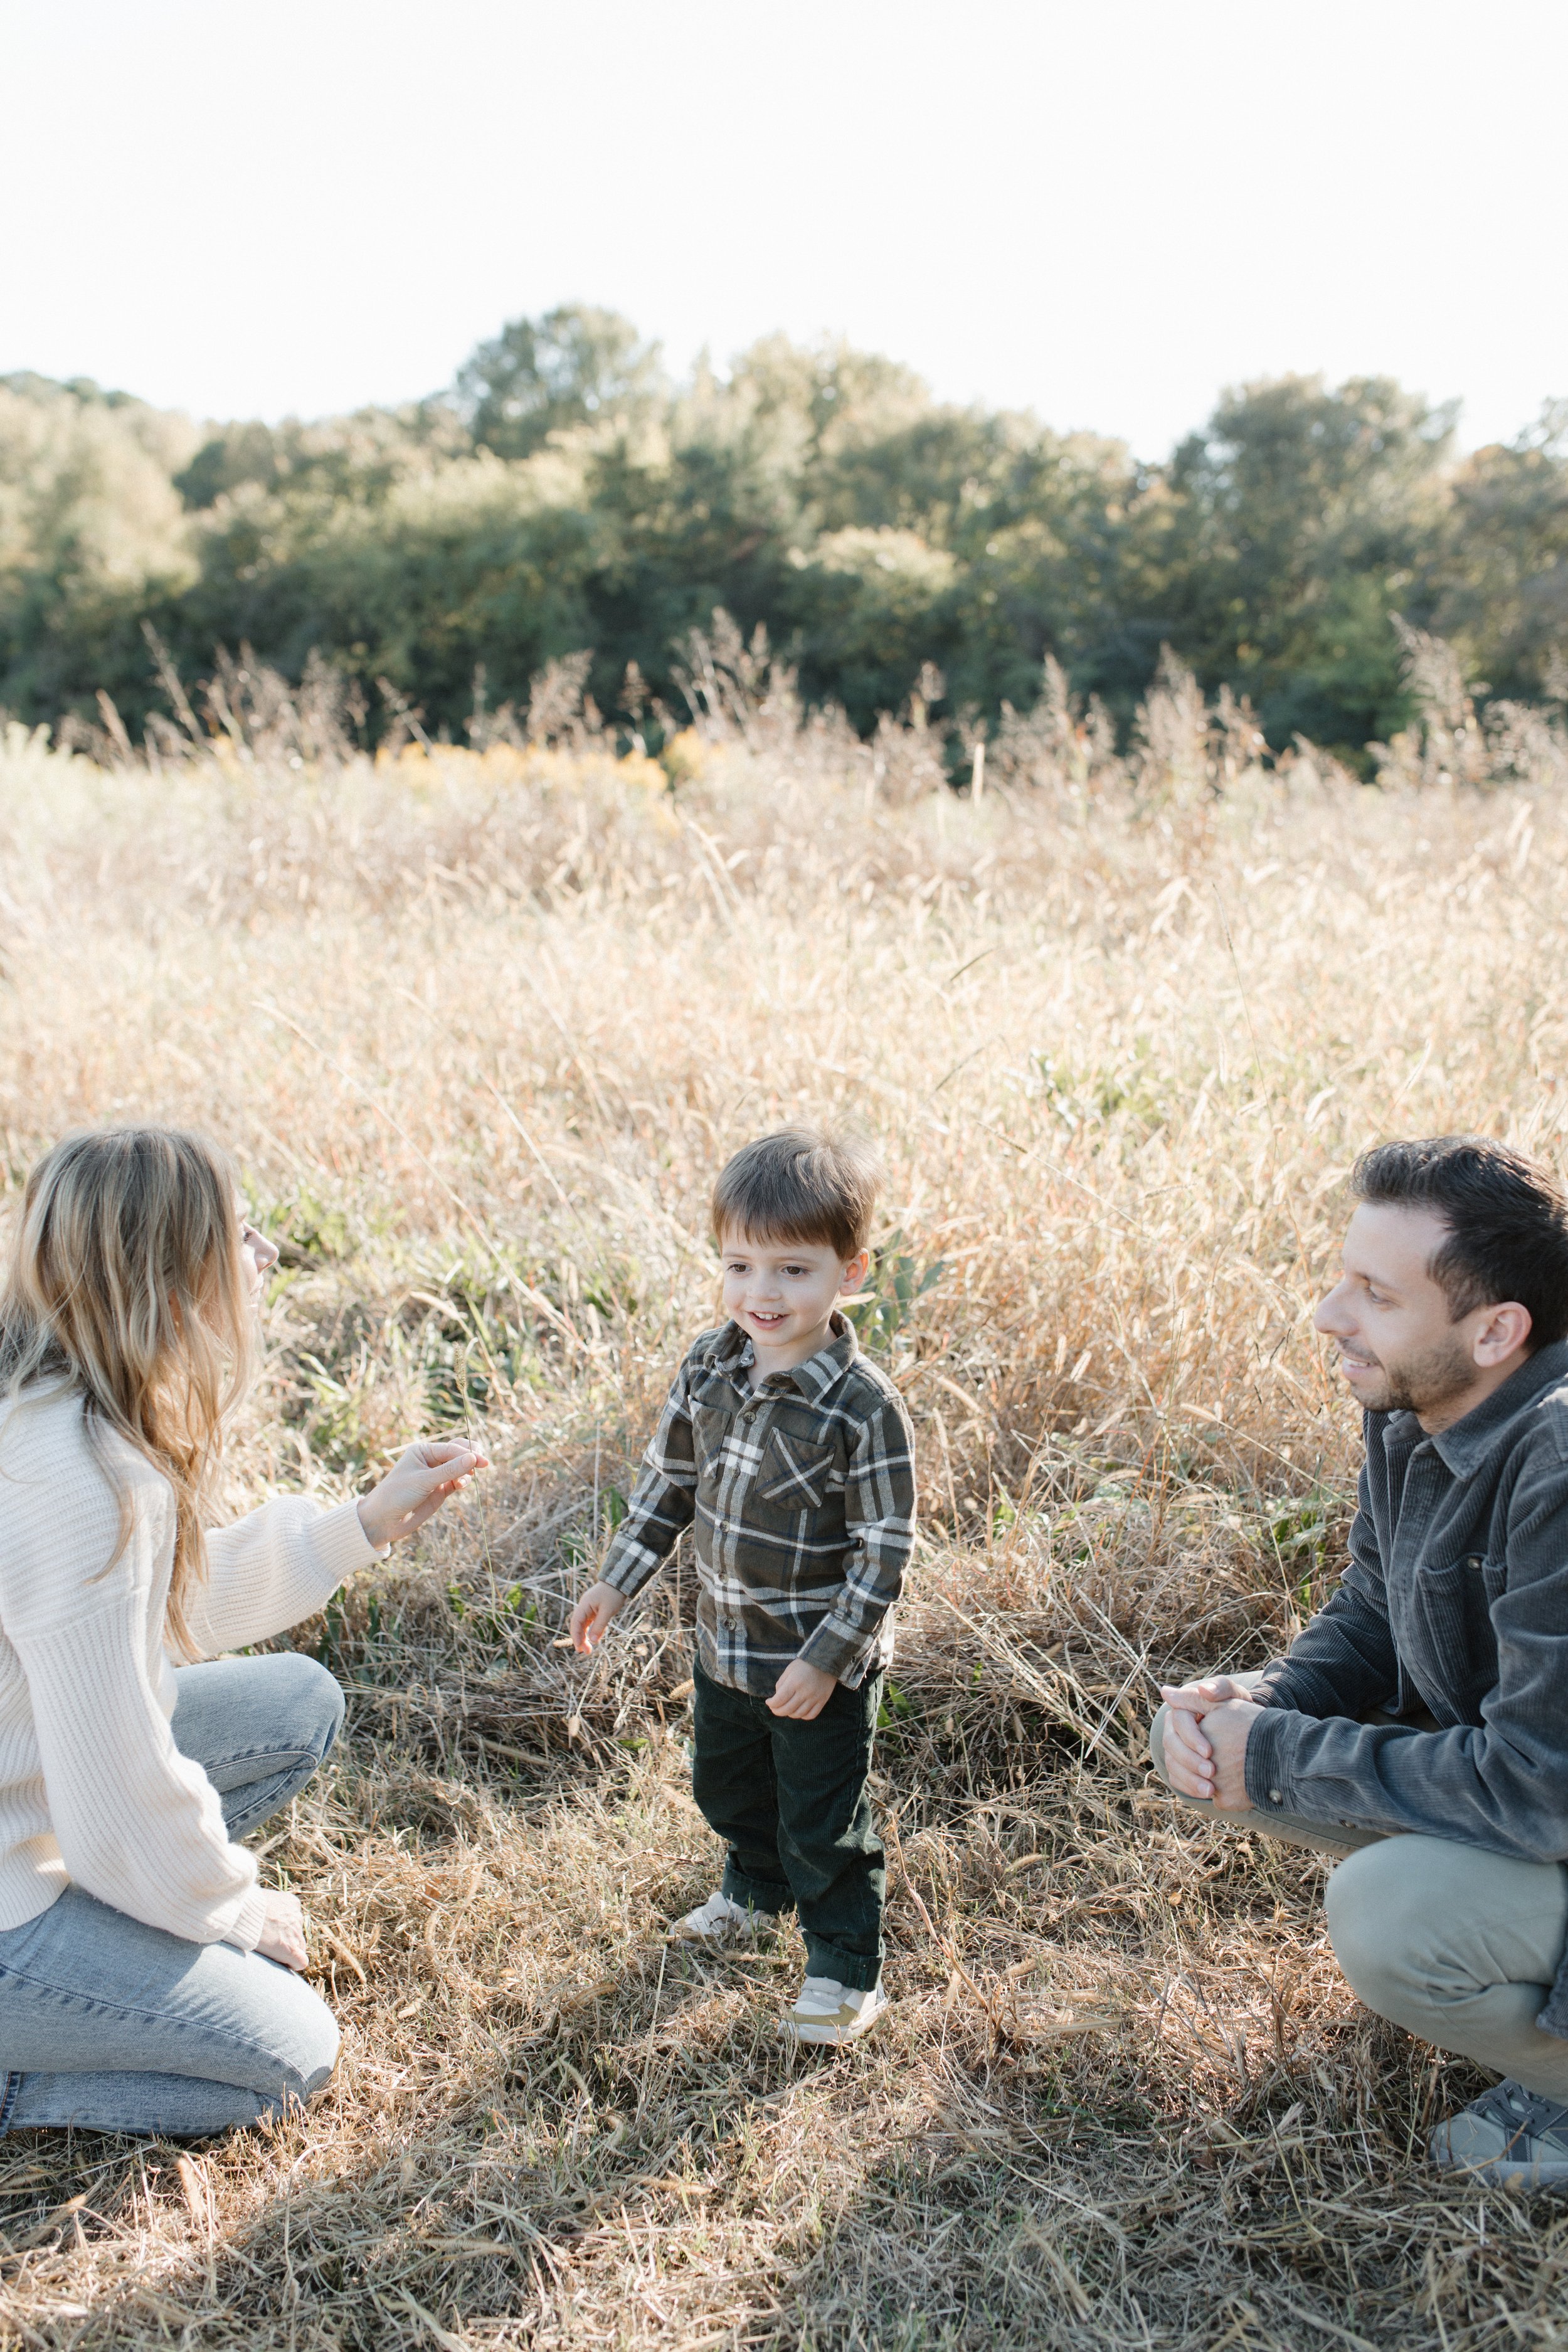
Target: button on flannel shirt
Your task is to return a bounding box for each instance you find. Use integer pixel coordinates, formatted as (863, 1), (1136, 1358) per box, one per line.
(598, 1314), (916, 1696)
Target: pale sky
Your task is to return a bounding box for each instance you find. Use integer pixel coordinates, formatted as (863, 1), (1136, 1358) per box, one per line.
(3, 0), (1564, 460)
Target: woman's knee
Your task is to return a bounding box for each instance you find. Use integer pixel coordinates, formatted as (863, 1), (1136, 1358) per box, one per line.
(293, 2001), (341, 2100)
(264, 1652), (346, 1765)
(263, 1973), (341, 2101)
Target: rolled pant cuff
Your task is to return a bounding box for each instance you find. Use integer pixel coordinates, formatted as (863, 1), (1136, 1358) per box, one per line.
(721, 1862), (793, 1919)
(803, 1936), (881, 1994)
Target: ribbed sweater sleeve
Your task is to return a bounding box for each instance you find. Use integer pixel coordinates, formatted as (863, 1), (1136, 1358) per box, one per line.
(18, 1591), (268, 1950)
(189, 1495), (383, 1656)
(1, 1415), (267, 1950)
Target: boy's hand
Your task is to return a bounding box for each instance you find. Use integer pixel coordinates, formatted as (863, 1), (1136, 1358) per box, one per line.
(571, 1581), (628, 1653)
(766, 1658), (837, 1720)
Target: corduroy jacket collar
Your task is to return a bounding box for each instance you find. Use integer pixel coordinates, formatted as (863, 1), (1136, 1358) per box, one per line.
(1387, 1338), (1568, 1480)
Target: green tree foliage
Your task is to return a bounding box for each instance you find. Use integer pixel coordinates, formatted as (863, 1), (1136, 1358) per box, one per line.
(0, 373), (198, 715)
(1, 322), (1564, 759)
(1433, 405), (1568, 704)
(453, 304), (665, 460)
(1155, 376), (1456, 749)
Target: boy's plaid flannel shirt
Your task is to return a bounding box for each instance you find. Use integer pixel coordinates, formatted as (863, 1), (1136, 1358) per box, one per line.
(598, 1315), (916, 1696)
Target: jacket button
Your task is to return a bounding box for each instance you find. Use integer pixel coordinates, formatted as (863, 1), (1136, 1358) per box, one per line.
(1268, 1789), (1283, 1804)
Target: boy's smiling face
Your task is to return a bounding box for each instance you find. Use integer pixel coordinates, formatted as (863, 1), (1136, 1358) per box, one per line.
(719, 1227), (871, 1379)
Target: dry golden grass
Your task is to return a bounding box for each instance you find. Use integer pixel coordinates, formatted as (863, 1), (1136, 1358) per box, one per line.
(3, 657), (1568, 2347)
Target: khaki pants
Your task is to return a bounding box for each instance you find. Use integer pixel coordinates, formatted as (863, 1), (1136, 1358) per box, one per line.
(1149, 1682), (1568, 2102)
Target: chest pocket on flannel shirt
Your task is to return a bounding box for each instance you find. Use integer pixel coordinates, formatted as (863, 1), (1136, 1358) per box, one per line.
(692, 1399), (741, 1476)
(758, 1428), (837, 1511)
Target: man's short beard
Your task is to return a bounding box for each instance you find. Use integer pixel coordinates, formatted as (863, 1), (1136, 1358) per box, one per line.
(1373, 1330), (1480, 1417)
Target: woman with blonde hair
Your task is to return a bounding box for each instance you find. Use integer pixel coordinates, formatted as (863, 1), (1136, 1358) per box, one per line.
(0, 1127), (485, 2138)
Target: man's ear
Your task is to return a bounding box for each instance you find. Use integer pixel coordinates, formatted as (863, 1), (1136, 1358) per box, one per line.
(1473, 1300), (1533, 1366)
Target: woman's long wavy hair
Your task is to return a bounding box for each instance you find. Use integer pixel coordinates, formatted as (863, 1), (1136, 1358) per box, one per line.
(0, 1128), (257, 1656)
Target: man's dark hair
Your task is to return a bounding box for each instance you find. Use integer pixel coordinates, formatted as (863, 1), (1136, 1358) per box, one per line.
(1350, 1135), (1568, 1350)
(712, 1128), (882, 1260)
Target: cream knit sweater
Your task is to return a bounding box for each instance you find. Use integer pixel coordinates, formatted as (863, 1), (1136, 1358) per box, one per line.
(0, 1386), (380, 1952)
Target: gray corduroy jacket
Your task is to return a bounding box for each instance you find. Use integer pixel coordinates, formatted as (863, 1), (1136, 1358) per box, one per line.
(1244, 1340), (1568, 2035)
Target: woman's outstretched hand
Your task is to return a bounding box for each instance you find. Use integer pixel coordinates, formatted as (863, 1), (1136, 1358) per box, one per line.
(357, 1438), (489, 1552)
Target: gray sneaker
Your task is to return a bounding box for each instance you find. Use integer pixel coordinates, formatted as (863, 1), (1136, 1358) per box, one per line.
(1430, 2079), (1568, 2189)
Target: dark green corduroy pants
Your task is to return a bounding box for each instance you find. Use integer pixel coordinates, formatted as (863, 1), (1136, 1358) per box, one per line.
(691, 1658), (886, 1991)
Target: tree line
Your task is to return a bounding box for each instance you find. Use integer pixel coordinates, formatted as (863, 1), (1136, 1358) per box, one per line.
(2, 305), (1564, 763)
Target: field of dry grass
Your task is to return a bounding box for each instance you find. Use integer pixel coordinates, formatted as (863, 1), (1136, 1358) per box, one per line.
(3, 646), (1568, 2348)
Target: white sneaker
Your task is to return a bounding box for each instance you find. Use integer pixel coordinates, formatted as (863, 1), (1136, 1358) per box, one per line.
(782, 1974), (889, 2045)
(669, 1890), (776, 1947)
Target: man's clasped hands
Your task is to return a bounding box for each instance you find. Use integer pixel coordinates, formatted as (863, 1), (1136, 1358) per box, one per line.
(1156, 1676), (1269, 1809)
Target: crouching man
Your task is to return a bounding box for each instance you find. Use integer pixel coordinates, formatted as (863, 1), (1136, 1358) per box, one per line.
(1153, 1136), (1568, 2189)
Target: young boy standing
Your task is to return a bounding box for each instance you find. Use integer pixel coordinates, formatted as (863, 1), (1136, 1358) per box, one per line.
(570, 1129), (916, 2045)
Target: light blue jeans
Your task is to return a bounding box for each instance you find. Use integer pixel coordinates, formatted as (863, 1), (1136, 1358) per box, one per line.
(0, 1651), (346, 2139)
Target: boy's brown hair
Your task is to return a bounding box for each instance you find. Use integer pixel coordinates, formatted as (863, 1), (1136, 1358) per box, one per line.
(711, 1128), (882, 1261)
